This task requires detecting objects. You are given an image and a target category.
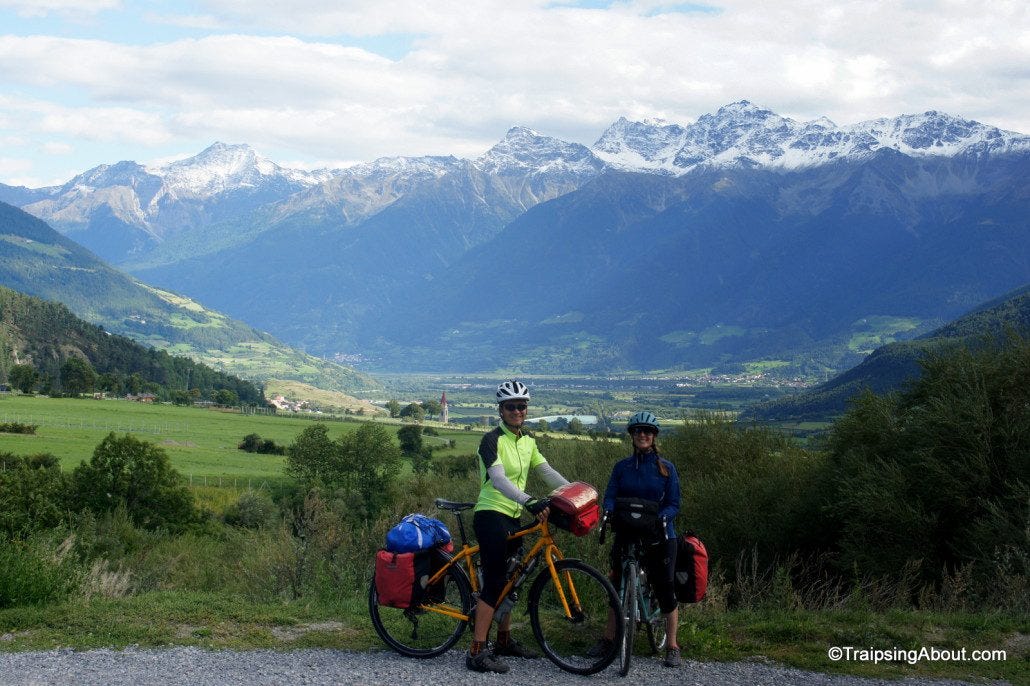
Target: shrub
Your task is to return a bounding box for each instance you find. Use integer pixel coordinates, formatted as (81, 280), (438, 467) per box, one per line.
(286, 423), (401, 520)
(823, 336), (1030, 594)
(430, 452), (477, 478)
(0, 422), (37, 434)
(224, 489), (279, 529)
(238, 433), (285, 455)
(0, 539), (76, 608)
(0, 452), (68, 538)
(70, 433), (198, 532)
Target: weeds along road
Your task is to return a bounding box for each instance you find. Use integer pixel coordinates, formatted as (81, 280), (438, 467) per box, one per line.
(0, 647), (1006, 686)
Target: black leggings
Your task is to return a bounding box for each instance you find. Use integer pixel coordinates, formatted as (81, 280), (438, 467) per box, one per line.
(473, 509), (523, 607)
(610, 536), (678, 614)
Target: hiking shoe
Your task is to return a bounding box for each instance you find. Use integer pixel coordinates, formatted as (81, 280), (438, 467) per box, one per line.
(664, 647), (682, 668)
(585, 637), (615, 658)
(494, 637), (540, 659)
(466, 649), (510, 674)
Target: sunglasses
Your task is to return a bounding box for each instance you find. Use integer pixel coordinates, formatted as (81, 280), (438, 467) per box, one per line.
(502, 403), (528, 412)
(630, 427), (657, 436)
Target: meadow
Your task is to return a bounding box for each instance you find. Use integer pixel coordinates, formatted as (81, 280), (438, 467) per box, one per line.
(0, 394), (482, 495)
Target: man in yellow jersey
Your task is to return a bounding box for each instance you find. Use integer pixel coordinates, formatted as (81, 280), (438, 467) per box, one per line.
(465, 379), (570, 674)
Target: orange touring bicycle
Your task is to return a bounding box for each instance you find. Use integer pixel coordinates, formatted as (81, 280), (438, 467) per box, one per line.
(369, 489), (624, 675)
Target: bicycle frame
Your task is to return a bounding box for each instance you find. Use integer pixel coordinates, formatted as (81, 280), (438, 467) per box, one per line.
(419, 518), (582, 622)
(618, 542), (659, 625)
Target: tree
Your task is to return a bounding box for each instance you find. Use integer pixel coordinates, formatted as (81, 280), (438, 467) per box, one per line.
(824, 335), (1030, 587)
(399, 402), (425, 422)
(422, 398), (443, 417)
(126, 373), (143, 395)
(341, 423), (402, 517)
(568, 417), (585, 435)
(214, 388), (239, 406)
(286, 423), (401, 519)
(70, 433), (197, 531)
(8, 364), (38, 394)
(286, 424), (338, 485)
(397, 424), (424, 457)
(96, 372), (123, 395)
(536, 419), (550, 432)
(0, 452), (66, 538)
(60, 356), (96, 395)
(386, 399), (401, 418)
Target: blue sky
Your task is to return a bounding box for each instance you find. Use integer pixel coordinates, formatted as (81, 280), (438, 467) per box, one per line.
(1, 0), (1028, 186)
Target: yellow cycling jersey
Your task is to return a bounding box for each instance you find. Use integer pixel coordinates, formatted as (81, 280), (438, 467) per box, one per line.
(475, 423), (548, 518)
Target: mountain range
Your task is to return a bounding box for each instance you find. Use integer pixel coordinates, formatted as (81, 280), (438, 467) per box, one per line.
(2, 101), (1028, 376)
(0, 201), (378, 392)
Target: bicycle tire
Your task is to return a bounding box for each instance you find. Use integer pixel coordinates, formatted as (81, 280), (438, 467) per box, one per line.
(368, 550), (472, 658)
(618, 560), (637, 677)
(528, 558), (623, 675)
(643, 583), (668, 654)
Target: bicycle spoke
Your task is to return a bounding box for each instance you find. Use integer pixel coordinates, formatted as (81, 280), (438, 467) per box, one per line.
(369, 557), (472, 658)
(529, 559), (622, 675)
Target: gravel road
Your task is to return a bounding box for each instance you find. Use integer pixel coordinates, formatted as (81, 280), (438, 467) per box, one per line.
(0, 648), (1008, 686)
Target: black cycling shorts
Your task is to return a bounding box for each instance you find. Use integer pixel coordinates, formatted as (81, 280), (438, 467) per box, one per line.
(473, 509), (523, 607)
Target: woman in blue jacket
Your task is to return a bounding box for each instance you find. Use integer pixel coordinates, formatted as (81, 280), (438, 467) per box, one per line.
(600, 411), (682, 668)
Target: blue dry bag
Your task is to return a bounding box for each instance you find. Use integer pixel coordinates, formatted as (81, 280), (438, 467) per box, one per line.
(385, 513), (452, 553)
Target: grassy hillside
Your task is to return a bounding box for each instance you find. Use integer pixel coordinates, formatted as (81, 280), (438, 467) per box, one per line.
(0, 202), (379, 394)
(741, 283), (1030, 421)
(262, 379), (385, 416)
(0, 286), (262, 404)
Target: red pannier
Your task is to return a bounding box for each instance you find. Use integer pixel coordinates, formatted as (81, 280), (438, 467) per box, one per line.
(375, 550), (421, 609)
(548, 481), (601, 536)
(674, 533), (709, 603)
(374, 547), (451, 608)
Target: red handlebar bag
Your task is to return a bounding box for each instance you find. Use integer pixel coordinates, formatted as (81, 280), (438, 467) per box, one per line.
(548, 481), (600, 536)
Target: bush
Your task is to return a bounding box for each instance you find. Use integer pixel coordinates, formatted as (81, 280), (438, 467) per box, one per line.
(224, 489), (279, 529)
(430, 453), (477, 478)
(662, 414), (829, 585)
(0, 452), (68, 538)
(0, 539), (76, 608)
(70, 433), (198, 532)
(0, 422), (37, 434)
(286, 423), (401, 520)
(823, 336), (1030, 593)
(238, 433), (285, 455)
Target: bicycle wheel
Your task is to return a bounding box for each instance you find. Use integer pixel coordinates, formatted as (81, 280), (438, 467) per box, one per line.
(528, 558), (623, 675)
(643, 584), (668, 654)
(368, 552), (472, 658)
(618, 561), (637, 677)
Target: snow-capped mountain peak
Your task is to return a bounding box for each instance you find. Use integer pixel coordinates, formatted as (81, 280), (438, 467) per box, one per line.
(476, 126), (604, 176)
(150, 142), (307, 197)
(593, 103), (1030, 175)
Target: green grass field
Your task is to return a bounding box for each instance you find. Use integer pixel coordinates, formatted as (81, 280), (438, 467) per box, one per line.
(0, 394), (482, 486)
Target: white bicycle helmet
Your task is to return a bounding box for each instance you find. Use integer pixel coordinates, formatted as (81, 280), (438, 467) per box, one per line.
(495, 379), (530, 403)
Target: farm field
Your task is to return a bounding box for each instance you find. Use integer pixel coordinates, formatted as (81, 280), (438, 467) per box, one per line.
(0, 395), (482, 487)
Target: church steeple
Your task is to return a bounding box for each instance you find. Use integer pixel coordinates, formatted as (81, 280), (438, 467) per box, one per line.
(440, 391), (449, 424)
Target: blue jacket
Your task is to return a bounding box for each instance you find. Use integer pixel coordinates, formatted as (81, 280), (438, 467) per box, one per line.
(603, 451), (680, 539)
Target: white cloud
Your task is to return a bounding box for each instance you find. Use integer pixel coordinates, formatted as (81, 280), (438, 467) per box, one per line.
(0, 0), (1028, 185)
(0, 0), (119, 18)
(41, 141), (74, 154)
